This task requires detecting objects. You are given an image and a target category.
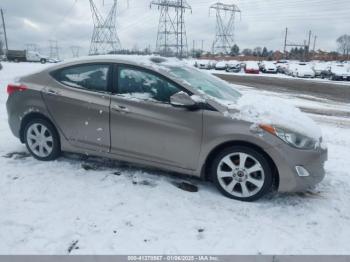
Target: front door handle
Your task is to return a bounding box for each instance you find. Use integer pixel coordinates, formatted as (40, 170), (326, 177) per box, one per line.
(112, 104), (130, 114)
(45, 88), (60, 96)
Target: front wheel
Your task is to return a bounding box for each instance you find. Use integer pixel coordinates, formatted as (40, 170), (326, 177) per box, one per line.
(24, 119), (61, 161)
(210, 146), (273, 201)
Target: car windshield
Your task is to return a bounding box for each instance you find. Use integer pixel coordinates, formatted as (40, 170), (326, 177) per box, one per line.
(166, 66), (241, 102)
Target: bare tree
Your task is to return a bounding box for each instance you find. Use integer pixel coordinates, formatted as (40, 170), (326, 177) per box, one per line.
(337, 34), (350, 59)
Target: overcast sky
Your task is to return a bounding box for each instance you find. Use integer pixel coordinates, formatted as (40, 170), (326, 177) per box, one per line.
(1, 0), (349, 58)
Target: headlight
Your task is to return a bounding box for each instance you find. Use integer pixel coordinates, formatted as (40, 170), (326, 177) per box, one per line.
(260, 124), (316, 150)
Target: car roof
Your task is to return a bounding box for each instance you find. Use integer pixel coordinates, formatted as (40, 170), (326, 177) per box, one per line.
(46, 55), (184, 73)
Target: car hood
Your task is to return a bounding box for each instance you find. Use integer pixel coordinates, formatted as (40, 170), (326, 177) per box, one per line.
(205, 93), (322, 141)
(296, 67), (314, 73)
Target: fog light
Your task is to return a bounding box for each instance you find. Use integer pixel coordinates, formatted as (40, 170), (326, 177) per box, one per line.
(296, 166), (310, 177)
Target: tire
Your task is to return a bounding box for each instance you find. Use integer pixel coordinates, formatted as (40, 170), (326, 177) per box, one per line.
(40, 58), (47, 64)
(210, 146), (273, 202)
(24, 118), (61, 161)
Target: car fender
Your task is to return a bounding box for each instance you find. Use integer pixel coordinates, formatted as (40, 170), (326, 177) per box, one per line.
(196, 110), (283, 176)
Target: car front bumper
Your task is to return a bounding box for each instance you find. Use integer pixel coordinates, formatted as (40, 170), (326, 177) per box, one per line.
(266, 143), (328, 192)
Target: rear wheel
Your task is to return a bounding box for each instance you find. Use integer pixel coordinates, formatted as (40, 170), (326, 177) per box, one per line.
(211, 146), (273, 202)
(24, 119), (61, 161)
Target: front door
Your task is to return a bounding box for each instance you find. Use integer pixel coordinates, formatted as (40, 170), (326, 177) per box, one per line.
(43, 63), (112, 152)
(109, 65), (203, 170)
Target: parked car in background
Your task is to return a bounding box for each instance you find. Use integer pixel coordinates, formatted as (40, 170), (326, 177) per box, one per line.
(275, 60), (289, 74)
(244, 61), (260, 74)
(48, 58), (62, 63)
(312, 62), (330, 78)
(260, 61), (278, 74)
(288, 63), (315, 78)
(326, 64), (350, 81)
(226, 61), (241, 73)
(197, 60), (212, 70)
(215, 61), (227, 70)
(6, 50), (48, 64)
(209, 60), (217, 70)
(344, 61), (350, 71)
(5, 56), (327, 202)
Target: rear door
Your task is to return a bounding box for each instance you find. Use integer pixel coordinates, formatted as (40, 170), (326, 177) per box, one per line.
(43, 63), (112, 152)
(109, 65), (203, 170)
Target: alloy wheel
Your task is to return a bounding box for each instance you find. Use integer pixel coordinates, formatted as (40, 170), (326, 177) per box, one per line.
(217, 152), (265, 198)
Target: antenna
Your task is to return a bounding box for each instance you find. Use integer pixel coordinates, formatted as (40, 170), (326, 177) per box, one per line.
(151, 0), (192, 58)
(89, 0), (122, 55)
(210, 2), (241, 55)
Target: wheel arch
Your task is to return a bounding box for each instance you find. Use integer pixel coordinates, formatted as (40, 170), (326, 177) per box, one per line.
(201, 140), (279, 191)
(19, 112), (59, 145)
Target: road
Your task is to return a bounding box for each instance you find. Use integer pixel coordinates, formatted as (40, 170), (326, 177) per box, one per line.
(215, 74), (350, 103)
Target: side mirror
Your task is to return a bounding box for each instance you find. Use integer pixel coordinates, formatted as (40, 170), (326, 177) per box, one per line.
(170, 92), (196, 108)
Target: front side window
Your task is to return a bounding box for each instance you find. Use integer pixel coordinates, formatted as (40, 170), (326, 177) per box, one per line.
(165, 66), (242, 103)
(118, 67), (180, 103)
(53, 64), (110, 92)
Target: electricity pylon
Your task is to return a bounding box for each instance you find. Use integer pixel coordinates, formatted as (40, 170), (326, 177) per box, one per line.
(49, 40), (60, 59)
(210, 2), (241, 55)
(71, 46), (81, 58)
(0, 8), (8, 56)
(151, 0), (191, 58)
(89, 0), (121, 55)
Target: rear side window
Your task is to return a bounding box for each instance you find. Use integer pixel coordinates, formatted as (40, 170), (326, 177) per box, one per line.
(52, 64), (110, 92)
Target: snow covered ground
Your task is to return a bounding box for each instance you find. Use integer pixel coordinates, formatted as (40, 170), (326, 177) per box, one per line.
(0, 62), (350, 255)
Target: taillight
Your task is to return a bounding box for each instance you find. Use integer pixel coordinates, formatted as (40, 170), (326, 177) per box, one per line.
(7, 84), (28, 95)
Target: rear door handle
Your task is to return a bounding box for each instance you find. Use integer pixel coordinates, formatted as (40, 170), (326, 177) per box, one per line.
(112, 104), (130, 114)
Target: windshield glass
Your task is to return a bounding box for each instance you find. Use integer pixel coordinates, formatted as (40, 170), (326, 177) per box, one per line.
(166, 66), (241, 102)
